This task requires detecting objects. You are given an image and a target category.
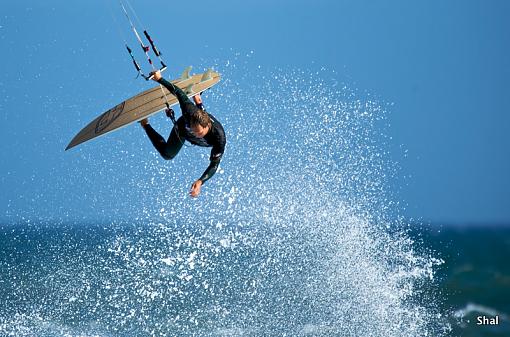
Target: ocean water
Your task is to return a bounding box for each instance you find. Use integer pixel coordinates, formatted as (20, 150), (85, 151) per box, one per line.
(412, 226), (510, 337)
(0, 62), (474, 336)
(1, 224), (508, 337)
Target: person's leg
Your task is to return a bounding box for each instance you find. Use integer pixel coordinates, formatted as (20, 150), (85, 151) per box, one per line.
(143, 122), (184, 160)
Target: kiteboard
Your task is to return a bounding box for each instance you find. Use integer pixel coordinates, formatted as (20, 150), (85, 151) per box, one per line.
(65, 67), (221, 150)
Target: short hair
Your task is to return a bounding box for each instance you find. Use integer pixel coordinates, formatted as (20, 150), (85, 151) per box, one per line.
(190, 109), (211, 128)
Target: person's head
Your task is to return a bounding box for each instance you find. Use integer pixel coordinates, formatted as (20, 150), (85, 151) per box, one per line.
(190, 109), (211, 138)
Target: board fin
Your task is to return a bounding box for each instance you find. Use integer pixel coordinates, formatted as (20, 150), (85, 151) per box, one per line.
(201, 69), (213, 82)
(184, 84), (194, 95)
(180, 66), (192, 80)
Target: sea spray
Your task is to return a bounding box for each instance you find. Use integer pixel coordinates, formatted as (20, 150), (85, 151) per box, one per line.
(0, 61), (447, 336)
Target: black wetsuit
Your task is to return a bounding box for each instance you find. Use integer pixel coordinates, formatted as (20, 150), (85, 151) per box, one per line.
(143, 78), (226, 183)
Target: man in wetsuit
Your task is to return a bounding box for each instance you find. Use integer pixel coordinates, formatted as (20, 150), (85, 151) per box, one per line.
(139, 70), (226, 197)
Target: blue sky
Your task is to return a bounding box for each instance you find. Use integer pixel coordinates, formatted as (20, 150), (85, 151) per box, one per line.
(1, 0), (509, 224)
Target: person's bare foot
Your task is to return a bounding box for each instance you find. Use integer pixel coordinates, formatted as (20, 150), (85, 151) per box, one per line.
(139, 118), (149, 128)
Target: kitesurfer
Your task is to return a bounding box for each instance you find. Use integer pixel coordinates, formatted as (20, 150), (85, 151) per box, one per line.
(139, 70), (226, 198)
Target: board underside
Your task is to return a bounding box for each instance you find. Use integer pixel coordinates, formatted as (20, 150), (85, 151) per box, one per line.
(66, 70), (221, 150)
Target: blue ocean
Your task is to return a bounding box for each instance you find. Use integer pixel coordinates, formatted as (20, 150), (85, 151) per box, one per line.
(1, 222), (508, 336)
(415, 226), (510, 337)
(1, 63), (507, 336)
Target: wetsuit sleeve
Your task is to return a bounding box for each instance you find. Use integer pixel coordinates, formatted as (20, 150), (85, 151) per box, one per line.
(199, 157), (221, 184)
(157, 78), (196, 119)
(199, 126), (226, 184)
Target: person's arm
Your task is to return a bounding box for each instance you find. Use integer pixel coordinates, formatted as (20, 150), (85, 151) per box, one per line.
(189, 134), (225, 197)
(199, 156), (221, 183)
(157, 78), (192, 105)
(151, 70), (194, 112)
(189, 157), (220, 198)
